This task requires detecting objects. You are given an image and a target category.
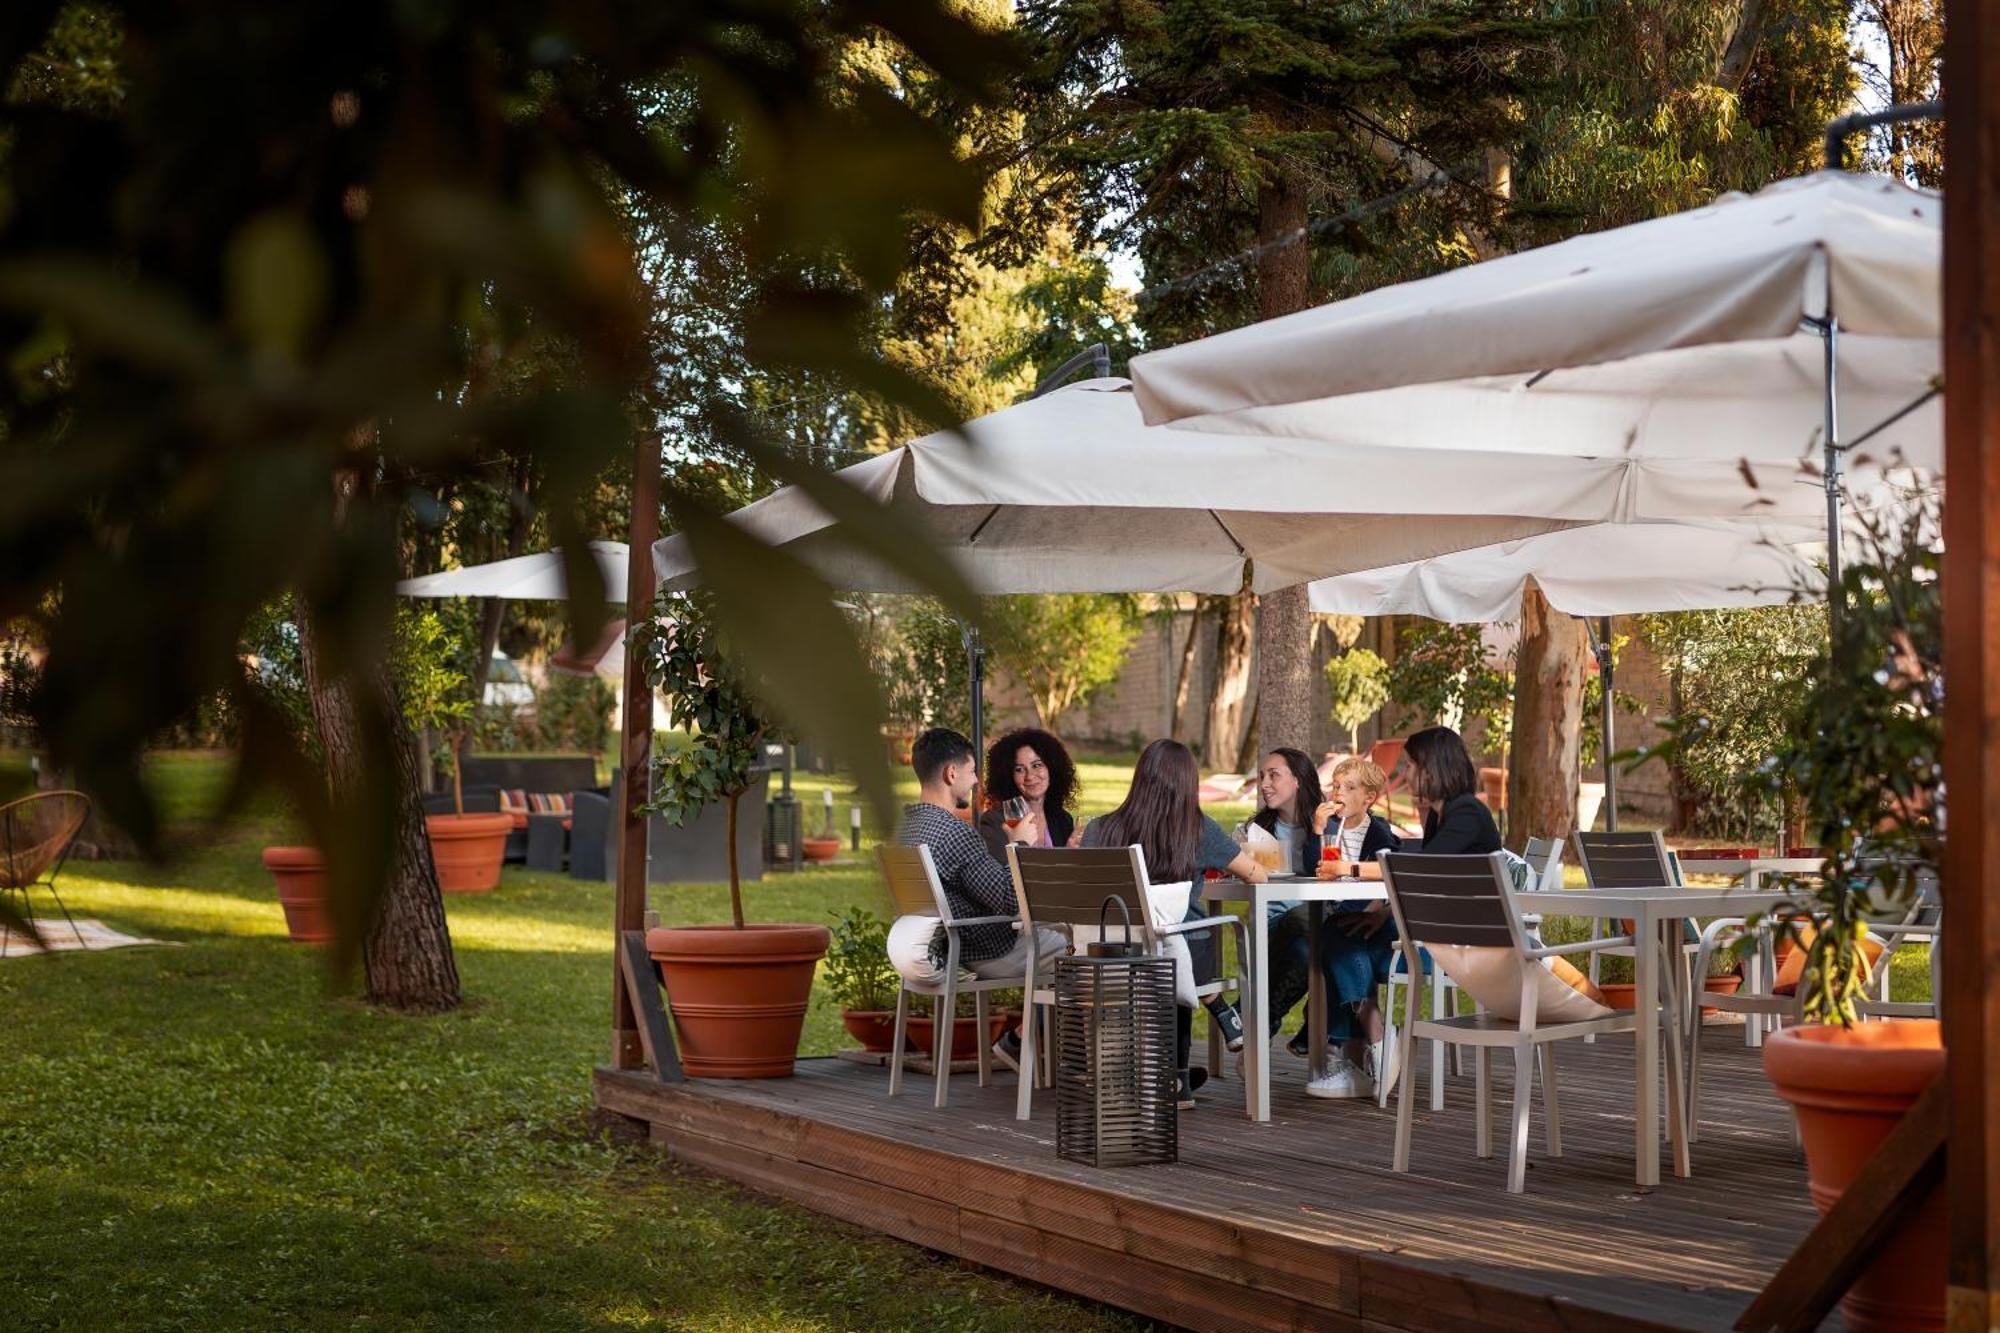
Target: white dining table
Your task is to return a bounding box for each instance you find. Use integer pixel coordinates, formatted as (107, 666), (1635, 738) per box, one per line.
(1200, 873), (1386, 1122)
(1512, 882), (1794, 1186)
(1672, 857), (1823, 1046)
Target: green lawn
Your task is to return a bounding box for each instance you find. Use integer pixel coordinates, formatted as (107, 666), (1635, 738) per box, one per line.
(0, 752), (1141, 1332)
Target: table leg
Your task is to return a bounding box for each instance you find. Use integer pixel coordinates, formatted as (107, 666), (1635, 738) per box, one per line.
(1658, 915), (1692, 1178)
(1247, 893), (1270, 1122)
(1307, 901), (1328, 1081)
(1633, 908), (1660, 1187)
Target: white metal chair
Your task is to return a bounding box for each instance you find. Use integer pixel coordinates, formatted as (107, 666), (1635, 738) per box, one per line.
(1007, 845), (1251, 1120)
(878, 844), (1025, 1110)
(1382, 850), (1640, 1193)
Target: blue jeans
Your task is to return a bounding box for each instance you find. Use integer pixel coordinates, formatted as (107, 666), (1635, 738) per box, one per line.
(1265, 905), (1399, 1043)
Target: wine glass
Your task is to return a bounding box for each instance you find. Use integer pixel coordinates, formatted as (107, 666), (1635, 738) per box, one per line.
(1001, 796), (1029, 830)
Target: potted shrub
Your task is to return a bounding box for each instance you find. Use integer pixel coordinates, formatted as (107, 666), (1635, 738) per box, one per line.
(825, 909), (901, 1052)
(1748, 502), (1944, 1333)
(641, 594), (829, 1078)
(407, 617), (511, 893)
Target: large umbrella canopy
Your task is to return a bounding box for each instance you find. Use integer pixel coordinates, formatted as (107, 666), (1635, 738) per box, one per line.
(397, 541), (630, 603)
(1307, 518), (1831, 622)
(652, 380), (1825, 596)
(1128, 172), (1941, 479)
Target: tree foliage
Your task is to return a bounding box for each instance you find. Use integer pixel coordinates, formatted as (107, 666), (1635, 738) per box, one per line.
(1387, 620), (1512, 749)
(0, 2), (1019, 946)
(987, 594), (1140, 730)
(1325, 647), (1391, 752)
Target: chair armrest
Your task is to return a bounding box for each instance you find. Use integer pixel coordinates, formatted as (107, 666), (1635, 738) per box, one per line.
(1158, 914), (1242, 938)
(1526, 935), (1636, 960)
(945, 915), (1022, 930)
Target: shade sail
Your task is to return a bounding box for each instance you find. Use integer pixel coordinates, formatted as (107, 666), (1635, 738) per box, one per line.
(1130, 171), (1940, 453)
(397, 542), (630, 603)
(1307, 519), (1830, 622)
(649, 380), (1834, 597)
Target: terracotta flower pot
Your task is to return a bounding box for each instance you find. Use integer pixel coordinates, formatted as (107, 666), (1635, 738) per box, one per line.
(1597, 975), (1742, 1016)
(840, 1008), (899, 1053)
(904, 1011), (1011, 1062)
(424, 812), (514, 893)
(647, 924), (830, 1078)
(801, 836), (842, 864)
(1763, 1019), (1945, 1333)
(261, 845), (330, 944)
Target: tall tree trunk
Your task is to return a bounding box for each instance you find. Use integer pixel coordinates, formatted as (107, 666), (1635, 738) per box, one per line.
(1204, 590), (1255, 768)
(298, 599), (462, 1012)
(1170, 597), (1205, 743)
(1253, 159), (1316, 762)
(1505, 586), (1589, 852)
(1234, 694), (1262, 776)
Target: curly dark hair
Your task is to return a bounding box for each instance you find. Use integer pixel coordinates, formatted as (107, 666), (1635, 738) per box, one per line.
(984, 727), (1077, 812)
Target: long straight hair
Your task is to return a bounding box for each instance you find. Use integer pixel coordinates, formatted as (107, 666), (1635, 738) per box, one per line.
(1403, 726), (1478, 813)
(1094, 739), (1203, 882)
(1251, 747), (1323, 835)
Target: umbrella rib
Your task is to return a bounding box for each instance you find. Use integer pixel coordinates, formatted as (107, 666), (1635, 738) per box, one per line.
(1207, 510), (1247, 556)
(1842, 384), (1942, 455)
(967, 504), (1001, 546)
(1523, 369), (1554, 389)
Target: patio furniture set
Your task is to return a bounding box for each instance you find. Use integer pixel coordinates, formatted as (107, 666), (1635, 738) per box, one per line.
(878, 830), (1940, 1194)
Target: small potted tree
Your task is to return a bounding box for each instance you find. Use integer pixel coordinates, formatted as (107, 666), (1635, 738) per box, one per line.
(407, 615), (511, 893)
(1752, 502), (1943, 1333)
(642, 593), (829, 1078)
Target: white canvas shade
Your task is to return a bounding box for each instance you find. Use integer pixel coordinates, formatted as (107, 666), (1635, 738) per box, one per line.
(397, 541), (630, 603)
(650, 380), (1838, 597)
(1307, 519), (1830, 623)
(1129, 171), (1940, 462)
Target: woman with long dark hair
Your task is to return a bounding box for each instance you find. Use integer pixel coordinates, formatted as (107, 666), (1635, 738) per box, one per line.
(977, 727), (1077, 857)
(1082, 739), (1266, 1108)
(1305, 725), (1498, 1101)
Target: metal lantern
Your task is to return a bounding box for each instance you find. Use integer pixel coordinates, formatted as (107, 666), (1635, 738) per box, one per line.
(1054, 896), (1178, 1168)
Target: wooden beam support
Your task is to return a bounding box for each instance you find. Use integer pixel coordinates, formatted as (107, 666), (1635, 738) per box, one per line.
(612, 433), (661, 1069)
(618, 929), (682, 1082)
(1943, 7), (2000, 1325)
(1736, 1075), (1948, 1332)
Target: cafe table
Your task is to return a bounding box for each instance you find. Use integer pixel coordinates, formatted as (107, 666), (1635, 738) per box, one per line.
(1512, 881), (1795, 1187)
(1670, 857), (1822, 1047)
(1200, 872), (1385, 1122)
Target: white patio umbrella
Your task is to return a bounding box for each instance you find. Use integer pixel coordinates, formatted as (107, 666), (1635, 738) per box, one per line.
(1306, 518), (1830, 623)
(397, 541), (630, 603)
(651, 379), (1831, 597)
(1129, 171), (1943, 588)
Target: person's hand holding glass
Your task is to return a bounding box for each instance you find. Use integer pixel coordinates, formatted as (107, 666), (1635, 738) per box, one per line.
(1001, 795), (1040, 845)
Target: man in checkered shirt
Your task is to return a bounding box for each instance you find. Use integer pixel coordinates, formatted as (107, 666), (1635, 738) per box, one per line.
(889, 729), (1068, 1047)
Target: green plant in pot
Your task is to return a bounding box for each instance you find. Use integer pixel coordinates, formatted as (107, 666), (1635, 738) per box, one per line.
(826, 909), (901, 1053)
(641, 592), (829, 1078)
(1745, 498), (1944, 1333)
(403, 614), (511, 894)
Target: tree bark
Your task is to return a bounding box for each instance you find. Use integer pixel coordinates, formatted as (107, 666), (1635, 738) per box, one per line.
(725, 789), (744, 930)
(1170, 597), (1204, 743)
(1252, 158), (1316, 764)
(1504, 586), (1589, 852)
(1716, 0), (1770, 93)
(1204, 590), (1255, 769)
(298, 598), (462, 1012)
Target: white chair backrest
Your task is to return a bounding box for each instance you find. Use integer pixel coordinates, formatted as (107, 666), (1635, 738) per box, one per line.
(1523, 835), (1566, 892)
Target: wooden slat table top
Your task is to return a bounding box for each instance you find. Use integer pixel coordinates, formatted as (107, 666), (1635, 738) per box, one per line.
(614, 1023), (1816, 1331)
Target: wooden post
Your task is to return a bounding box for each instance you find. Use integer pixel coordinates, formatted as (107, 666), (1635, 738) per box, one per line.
(612, 434), (661, 1069)
(1942, 8), (2000, 1324)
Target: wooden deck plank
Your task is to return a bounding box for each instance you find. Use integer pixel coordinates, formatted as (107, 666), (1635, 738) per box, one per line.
(596, 1022), (1812, 1332)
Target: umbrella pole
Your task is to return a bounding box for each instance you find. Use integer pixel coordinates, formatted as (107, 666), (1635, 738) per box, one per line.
(1819, 314), (1844, 634)
(1585, 616), (1617, 833)
(962, 619), (986, 787)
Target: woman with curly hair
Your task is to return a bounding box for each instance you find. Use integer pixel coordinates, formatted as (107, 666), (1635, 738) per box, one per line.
(977, 727), (1079, 856)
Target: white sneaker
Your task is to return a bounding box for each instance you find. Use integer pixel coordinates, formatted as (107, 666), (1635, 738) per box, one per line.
(1365, 1038), (1400, 1098)
(1304, 1053), (1375, 1100)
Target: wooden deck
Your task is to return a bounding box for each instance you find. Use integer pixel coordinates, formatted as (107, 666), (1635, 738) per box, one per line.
(595, 1024), (1815, 1332)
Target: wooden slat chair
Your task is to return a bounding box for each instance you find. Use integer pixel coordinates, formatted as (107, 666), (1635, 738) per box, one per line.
(1006, 845), (1250, 1121)
(1379, 836), (1564, 1111)
(877, 844), (1024, 1110)
(1381, 851), (1639, 1193)
(0, 790), (92, 952)
(1574, 831), (1702, 1025)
